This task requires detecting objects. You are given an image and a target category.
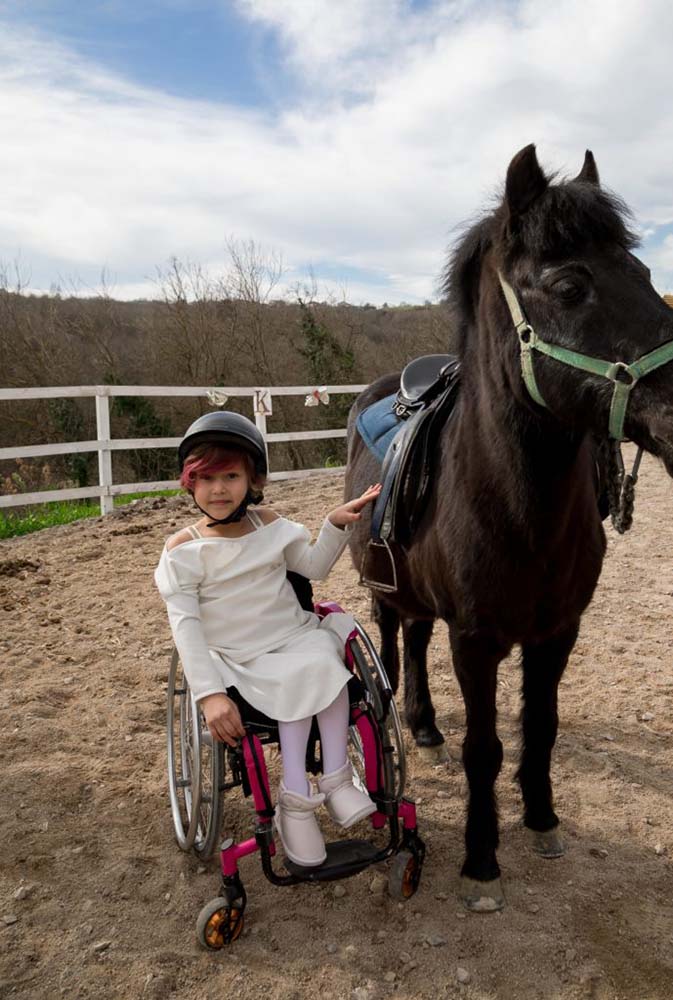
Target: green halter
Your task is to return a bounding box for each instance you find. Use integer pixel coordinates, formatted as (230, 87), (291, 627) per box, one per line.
(498, 272), (673, 441)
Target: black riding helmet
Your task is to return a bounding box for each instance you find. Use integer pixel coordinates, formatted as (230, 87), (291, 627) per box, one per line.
(178, 411), (267, 476)
(178, 411), (267, 526)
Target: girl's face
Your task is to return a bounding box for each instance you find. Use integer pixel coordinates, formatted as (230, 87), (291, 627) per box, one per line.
(192, 458), (250, 518)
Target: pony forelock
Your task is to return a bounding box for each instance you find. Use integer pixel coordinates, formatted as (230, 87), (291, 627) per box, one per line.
(443, 173), (640, 354)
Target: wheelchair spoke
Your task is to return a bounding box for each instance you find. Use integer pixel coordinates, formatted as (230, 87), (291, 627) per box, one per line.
(348, 624), (407, 802)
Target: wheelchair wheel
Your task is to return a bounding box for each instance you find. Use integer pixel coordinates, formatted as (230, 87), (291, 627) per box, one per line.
(388, 849), (422, 900)
(167, 649), (225, 857)
(196, 896), (245, 950)
(348, 621), (406, 802)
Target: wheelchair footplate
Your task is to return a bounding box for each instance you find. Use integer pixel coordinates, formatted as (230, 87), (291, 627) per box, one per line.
(284, 838), (381, 881)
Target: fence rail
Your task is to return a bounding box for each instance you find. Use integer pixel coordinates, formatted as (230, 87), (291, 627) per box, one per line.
(0, 384), (367, 515)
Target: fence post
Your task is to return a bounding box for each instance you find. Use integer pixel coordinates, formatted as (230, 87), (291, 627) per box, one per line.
(95, 389), (114, 515)
(253, 389), (271, 470)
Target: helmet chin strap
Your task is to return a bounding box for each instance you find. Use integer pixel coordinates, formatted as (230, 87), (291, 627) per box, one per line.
(193, 489), (263, 528)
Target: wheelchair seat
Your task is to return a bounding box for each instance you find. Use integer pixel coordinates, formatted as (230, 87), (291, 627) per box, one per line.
(227, 675), (365, 734)
(226, 676), (366, 777)
(227, 676), (365, 734)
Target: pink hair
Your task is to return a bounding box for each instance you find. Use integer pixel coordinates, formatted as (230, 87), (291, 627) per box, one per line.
(180, 445), (253, 492)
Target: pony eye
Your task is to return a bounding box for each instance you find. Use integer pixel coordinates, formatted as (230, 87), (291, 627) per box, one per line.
(551, 277), (584, 302)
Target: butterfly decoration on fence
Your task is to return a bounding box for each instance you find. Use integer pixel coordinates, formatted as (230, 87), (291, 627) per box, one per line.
(206, 390), (229, 407)
(304, 386), (330, 407)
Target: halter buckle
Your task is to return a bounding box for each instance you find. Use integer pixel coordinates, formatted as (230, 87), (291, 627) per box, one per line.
(606, 361), (636, 386)
(517, 323), (535, 345)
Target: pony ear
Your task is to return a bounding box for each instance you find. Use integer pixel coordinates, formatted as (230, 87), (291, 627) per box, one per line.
(574, 149), (600, 185)
(504, 144), (548, 234)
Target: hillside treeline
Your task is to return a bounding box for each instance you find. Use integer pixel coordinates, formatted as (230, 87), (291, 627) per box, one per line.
(1, 253), (456, 497)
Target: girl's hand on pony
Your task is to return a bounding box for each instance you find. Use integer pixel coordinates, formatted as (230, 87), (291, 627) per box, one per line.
(328, 483), (382, 529)
(201, 693), (246, 745)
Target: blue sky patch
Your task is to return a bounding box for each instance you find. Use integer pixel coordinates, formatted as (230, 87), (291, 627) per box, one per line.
(5, 0), (285, 107)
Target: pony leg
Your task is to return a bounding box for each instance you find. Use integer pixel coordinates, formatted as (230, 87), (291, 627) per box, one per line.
(450, 628), (507, 910)
(401, 617), (445, 751)
(518, 623), (579, 858)
(372, 597), (401, 693)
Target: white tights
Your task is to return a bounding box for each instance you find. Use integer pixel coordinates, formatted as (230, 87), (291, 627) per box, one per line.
(278, 684), (349, 795)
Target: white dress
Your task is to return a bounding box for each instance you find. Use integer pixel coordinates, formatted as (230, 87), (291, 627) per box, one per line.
(154, 509), (355, 722)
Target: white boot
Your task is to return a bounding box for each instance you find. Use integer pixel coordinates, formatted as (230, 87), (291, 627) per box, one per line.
(274, 782), (327, 867)
(318, 762), (376, 829)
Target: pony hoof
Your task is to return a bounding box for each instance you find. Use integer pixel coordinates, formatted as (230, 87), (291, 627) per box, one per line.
(459, 877), (505, 913)
(416, 743), (449, 763)
(528, 826), (565, 859)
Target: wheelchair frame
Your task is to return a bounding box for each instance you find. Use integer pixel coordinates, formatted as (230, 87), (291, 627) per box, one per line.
(166, 602), (425, 950)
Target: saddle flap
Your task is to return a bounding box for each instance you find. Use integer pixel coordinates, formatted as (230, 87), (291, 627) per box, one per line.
(371, 369), (461, 552)
(356, 358), (462, 592)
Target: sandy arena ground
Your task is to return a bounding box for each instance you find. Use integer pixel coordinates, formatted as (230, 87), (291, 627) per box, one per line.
(1, 452), (673, 1000)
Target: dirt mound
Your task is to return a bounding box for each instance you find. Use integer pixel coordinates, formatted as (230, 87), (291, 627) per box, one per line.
(1, 461), (672, 999)
(0, 558), (41, 578)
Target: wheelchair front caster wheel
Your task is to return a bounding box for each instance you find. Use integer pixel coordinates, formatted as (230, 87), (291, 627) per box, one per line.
(388, 850), (422, 900)
(196, 896), (245, 950)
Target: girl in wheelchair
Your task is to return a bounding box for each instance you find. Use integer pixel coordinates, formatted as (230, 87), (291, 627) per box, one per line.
(155, 411), (381, 868)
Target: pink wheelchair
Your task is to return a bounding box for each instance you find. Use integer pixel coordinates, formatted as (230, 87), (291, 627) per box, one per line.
(166, 586), (424, 951)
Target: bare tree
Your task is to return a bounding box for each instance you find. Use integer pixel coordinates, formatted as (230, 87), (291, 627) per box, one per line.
(156, 256), (233, 388)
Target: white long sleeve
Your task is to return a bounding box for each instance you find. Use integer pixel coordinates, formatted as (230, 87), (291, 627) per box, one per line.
(155, 546), (230, 702)
(284, 517), (352, 580)
(163, 590), (228, 702)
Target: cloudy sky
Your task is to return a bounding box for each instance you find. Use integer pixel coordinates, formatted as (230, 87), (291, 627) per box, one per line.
(1, 0), (673, 305)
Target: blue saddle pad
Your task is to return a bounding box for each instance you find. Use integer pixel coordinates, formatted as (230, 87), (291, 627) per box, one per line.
(356, 394), (401, 463)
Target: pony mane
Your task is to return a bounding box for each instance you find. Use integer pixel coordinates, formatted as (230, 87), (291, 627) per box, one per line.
(443, 176), (640, 355)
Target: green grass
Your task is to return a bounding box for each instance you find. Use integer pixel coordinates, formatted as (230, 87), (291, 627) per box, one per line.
(0, 490), (180, 539)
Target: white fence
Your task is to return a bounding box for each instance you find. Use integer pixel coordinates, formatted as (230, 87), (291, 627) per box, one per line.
(0, 384), (367, 516)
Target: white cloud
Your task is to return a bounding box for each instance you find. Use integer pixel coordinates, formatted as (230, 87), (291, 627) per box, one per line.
(1, 1), (673, 307)
(234, 0), (415, 96)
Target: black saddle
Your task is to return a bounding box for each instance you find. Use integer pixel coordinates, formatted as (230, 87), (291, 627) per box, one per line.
(395, 354), (456, 416)
(362, 354), (461, 592)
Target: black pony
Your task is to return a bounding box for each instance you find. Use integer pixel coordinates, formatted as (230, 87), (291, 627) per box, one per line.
(345, 145), (673, 910)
